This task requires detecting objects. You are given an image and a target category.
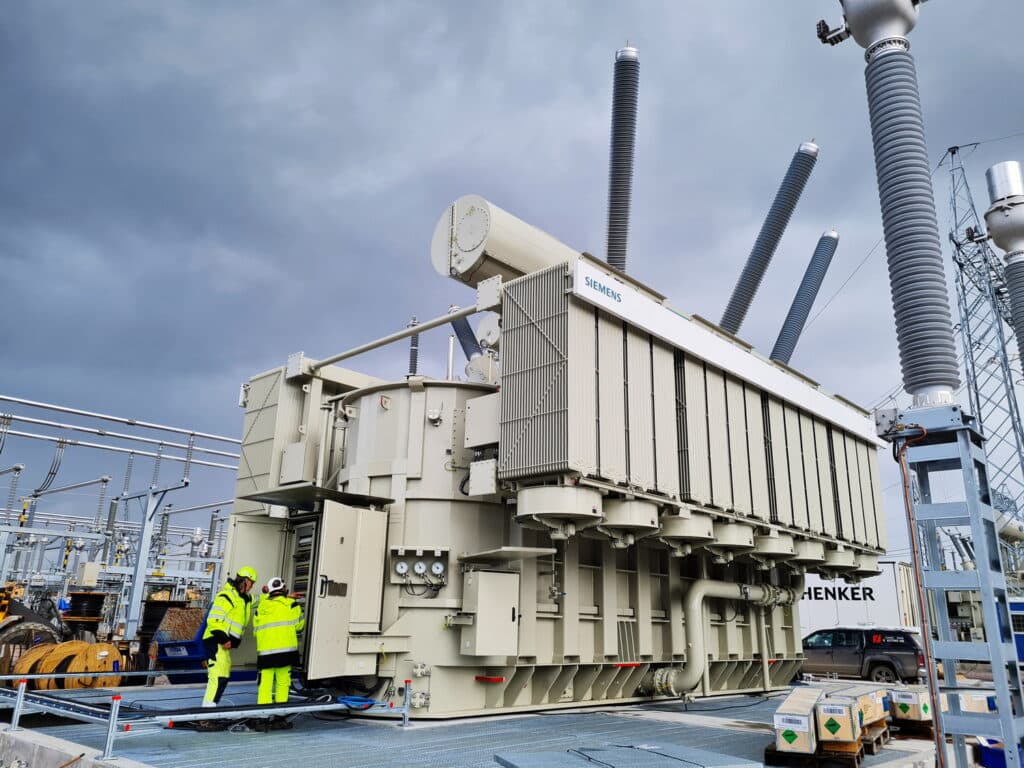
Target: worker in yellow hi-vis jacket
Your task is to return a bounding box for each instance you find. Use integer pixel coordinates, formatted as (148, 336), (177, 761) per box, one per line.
(201, 566), (256, 707)
(253, 576), (305, 706)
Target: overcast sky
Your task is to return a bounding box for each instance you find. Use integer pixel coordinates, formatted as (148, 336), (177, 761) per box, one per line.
(2, 2), (1023, 560)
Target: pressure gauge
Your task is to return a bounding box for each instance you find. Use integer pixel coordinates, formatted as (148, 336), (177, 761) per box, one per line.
(431, 561), (446, 576)
(413, 560), (427, 575)
(394, 561), (409, 576)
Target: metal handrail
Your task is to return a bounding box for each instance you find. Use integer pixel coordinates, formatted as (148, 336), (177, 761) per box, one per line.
(0, 669), (206, 681)
(0, 672), (415, 759)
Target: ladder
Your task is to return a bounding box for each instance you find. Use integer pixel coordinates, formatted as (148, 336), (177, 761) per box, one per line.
(881, 403), (1024, 768)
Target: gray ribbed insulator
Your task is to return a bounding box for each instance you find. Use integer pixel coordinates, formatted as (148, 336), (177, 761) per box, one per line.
(606, 47), (639, 273)
(408, 334), (419, 375)
(407, 318), (419, 375)
(719, 142), (819, 335)
(865, 48), (960, 395)
(770, 231), (840, 365)
(207, 513), (219, 554)
(450, 316), (482, 360)
(1006, 260), (1024, 369)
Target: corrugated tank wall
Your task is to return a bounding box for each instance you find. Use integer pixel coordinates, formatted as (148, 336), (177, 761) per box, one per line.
(499, 263), (884, 552)
(499, 263), (572, 478)
(501, 263), (680, 500)
(234, 366), (304, 514)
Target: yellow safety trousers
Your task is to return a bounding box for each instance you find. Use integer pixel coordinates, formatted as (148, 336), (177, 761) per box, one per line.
(203, 645), (231, 704)
(258, 665), (291, 705)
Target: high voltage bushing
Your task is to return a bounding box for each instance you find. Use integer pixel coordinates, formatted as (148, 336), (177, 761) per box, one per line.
(985, 161), (1024, 369)
(605, 46), (639, 274)
(1003, 258), (1024, 369)
(865, 45), (959, 398)
(719, 141), (819, 336)
(407, 317), (420, 376)
(819, 0), (960, 401)
(450, 315), (482, 361)
(771, 230), (840, 365)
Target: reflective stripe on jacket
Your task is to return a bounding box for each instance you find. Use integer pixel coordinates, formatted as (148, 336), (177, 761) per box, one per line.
(253, 595), (304, 670)
(202, 582), (252, 644)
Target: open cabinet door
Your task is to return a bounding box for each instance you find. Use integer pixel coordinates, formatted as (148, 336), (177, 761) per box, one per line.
(305, 501), (387, 680)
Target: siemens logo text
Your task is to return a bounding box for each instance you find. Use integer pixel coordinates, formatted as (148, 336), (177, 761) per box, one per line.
(584, 276), (622, 303)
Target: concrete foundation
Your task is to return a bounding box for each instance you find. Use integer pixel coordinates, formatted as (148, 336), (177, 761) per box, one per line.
(0, 725), (153, 768)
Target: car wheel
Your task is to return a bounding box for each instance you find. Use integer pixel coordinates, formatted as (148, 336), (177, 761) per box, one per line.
(869, 664), (897, 684)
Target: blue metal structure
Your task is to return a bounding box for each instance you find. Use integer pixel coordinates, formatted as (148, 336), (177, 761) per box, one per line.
(1011, 600), (1024, 663)
(880, 407), (1024, 767)
(946, 146), (1024, 574)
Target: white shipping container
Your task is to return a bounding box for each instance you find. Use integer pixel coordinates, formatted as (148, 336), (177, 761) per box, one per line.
(799, 560), (921, 636)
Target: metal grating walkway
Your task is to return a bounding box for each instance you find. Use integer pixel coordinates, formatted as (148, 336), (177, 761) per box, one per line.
(35, 688), (917, 768)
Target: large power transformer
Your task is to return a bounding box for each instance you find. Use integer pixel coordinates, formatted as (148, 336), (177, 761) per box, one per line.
(223, 195), (886, 717)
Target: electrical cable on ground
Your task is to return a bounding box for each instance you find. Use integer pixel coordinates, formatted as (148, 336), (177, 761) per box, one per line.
(566, 748), (615, 768)
(311, 693), (352, 722)
(613, 744), (713, 765)
(682, 691), (786, 714)
(635, 691), (786, 715)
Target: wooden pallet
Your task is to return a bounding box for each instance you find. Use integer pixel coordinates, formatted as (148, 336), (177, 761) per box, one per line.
(820, 740), (866, 768)
(764, 744), (818, 767)
(890, 718), (935, 739)
(861, 721), (890, 755)
(764, 742), (865, 768)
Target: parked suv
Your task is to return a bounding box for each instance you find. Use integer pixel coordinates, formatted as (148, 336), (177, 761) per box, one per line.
(801, 626), (925, 683)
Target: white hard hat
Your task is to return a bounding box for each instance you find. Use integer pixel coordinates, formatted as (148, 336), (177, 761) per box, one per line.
(263, 577), (286, 594)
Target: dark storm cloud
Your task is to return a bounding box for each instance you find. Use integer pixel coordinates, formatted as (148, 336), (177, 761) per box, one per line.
(2, 1), (1023, 541)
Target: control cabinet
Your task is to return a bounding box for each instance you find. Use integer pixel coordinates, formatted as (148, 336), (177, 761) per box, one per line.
(460, 570), (520, 657)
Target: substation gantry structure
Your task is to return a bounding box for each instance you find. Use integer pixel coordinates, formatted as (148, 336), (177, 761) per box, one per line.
(946, 145), (1024, 579)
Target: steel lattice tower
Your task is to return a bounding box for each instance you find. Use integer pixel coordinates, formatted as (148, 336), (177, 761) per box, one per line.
(947, 145), (1024, 557)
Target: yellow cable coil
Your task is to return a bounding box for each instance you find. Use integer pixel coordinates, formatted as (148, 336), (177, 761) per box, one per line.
(67, 642), (124, 689)
(11, 643), (58, 689)
(12, 641), (127, 690)
(35, 641), (90, 690)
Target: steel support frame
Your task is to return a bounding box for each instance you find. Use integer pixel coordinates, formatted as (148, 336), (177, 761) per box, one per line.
(948, 148), (1024, 576)
(122, 481), (187, 639)
(893, 405), (1024, 768)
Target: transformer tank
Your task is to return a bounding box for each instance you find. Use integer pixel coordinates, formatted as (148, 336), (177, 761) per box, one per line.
(223, 197), (886, 718)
